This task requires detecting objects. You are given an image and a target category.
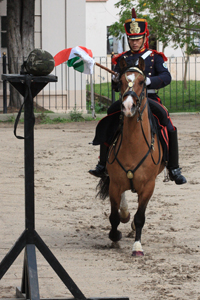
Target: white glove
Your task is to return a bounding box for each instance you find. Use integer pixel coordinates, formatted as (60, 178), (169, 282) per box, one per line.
(112, 73), (120, 82)
(146, 77), (151, 86)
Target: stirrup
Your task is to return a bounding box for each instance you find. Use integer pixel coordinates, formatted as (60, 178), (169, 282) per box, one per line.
(163, 167), (170, 182)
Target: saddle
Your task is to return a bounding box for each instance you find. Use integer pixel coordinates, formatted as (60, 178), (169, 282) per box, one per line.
(92, 99), (169, 163)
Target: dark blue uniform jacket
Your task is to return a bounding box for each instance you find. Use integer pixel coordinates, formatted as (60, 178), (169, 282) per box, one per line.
(113, 49), (171, 98)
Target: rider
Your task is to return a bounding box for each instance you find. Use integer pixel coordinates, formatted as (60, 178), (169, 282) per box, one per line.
(89, 8), (186, 185)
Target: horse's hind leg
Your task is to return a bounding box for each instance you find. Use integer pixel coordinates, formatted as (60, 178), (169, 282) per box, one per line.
(119, 192), (130, 223)
(109, 185), (122, 242)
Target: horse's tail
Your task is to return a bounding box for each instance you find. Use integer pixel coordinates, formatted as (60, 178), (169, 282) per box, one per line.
(96, 174), (110, 200)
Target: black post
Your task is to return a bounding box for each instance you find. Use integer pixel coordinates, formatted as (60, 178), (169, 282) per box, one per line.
(3, 53), (7, 113)
(24, 78), (35, 231)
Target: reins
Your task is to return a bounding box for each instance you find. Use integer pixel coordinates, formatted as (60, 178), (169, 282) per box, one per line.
(107, 67), (161, 192)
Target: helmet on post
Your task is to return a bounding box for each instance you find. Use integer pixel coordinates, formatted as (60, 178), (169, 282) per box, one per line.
(25, 49), (55, 76)
(124, 8), (149, 48)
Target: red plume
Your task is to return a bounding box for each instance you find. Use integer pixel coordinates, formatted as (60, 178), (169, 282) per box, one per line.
(132, 8), (137, 18)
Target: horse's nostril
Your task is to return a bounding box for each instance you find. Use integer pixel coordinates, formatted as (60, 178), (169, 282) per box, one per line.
(131, 104), (136, 113)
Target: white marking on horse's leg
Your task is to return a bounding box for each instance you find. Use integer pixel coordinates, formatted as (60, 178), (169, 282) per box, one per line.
(132, 241), (143, 252)
(132, 241), (144, 256)
(119, 192), (130, 222)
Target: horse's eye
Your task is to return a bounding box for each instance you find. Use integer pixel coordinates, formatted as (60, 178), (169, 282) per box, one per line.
(139, 80), (144, 86)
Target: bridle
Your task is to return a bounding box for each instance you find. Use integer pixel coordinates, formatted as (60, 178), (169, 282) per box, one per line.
(107, 66), (161, 192)
(121, 66), (146, 119)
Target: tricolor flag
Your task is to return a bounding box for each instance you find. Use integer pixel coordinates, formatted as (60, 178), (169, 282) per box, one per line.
(54, 46), (95, 74)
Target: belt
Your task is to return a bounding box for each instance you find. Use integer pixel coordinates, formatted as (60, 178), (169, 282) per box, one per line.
(147, 89), (156, 94)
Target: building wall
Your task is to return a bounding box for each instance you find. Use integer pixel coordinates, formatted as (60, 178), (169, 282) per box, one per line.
(86, 0), (120, 58)
(40, 0), (87, 112)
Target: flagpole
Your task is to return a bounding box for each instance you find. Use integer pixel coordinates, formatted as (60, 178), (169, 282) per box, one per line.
(95, 62), (117, 76)
(90, 74), (96, 119)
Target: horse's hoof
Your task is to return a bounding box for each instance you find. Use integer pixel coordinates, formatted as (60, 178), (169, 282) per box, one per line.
(132, 251), (144, 257)
(120, 213), (130, 223)
(109, 230), (122, 242)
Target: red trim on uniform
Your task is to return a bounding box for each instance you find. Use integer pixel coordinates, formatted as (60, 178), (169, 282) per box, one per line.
(131, 47), (146, 54)
(156, 95), (161, 103)
(112, 52), (127, 65)
(153, 114), (169, 151)
(154, 97), (175, 131)
(152, 50), (168, 62)
(104, 142), (110, 147)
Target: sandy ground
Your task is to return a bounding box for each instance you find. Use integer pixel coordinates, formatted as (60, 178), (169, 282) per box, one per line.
(0, 113), (200, 300)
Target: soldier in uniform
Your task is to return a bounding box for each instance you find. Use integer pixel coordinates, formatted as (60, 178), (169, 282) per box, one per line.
(89, 9), (186, 185)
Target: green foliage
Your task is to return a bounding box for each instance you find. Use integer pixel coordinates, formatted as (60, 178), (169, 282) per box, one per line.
(109, 0), (135, 38)
(87, 100), (107, 114)
(69, 108), (85, 122)
(37, 114), (71, 124)
(138, 0), (200, 55)
(109, 0), (200, 55)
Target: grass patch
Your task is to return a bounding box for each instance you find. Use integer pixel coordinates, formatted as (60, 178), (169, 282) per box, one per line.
(35, 111), (102, 124)
(87, 80), (200, 113)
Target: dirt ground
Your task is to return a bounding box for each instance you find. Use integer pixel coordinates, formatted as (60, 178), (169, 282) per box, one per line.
(0, 113), (200, 300)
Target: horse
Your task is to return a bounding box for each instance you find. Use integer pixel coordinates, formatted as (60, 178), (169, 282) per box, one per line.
(97, 57), (165, 256)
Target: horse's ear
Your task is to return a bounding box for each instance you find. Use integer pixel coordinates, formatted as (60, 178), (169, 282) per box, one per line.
(138, 57), (145, 72)
(119, 57), (127, 70)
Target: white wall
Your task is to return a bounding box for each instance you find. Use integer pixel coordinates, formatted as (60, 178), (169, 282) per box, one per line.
(0, 1), (6, 15)
(41, 0), (86, 54)
(66, 0), (86, 48)
(158, 41), (184, 57)
(86, 0), (120, 58)
(41, 0), (87, 112)
(41, 0), (66, 56)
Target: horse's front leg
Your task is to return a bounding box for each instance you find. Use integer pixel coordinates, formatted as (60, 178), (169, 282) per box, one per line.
(132, 186), (154, 256)
(109, 184), (122, 242)
(132, 204), (146, 256)
(119, 192), (130, 223)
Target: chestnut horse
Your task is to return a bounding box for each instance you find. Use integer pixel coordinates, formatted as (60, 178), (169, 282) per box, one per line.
(97, 57), (165, 256)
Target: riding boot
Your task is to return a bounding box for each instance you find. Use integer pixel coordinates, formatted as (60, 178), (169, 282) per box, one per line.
(89, 144), (108, 178)
(167, 127), (187, 185)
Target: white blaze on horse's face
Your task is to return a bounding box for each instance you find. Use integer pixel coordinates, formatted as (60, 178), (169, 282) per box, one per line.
(122, 73), (137, 117)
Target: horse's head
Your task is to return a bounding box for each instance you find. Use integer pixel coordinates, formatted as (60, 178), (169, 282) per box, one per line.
(119, 57), (146, 117)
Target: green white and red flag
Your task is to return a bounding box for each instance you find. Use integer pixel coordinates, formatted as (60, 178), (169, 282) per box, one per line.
(54, 46), (95, 74)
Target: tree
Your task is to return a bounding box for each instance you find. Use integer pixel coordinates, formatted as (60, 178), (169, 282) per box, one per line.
(5, 0), (35, 108)
(109, 0), (200, 88)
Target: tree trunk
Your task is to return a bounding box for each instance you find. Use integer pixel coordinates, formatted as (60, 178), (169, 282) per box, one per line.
(7, 0), (35, 108)
(183, 55), (189, 90)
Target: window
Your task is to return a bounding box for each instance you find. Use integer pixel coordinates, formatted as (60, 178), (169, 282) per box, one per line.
(107, 27), (113, 54)
(1, 16), (7, 48)
(35, 0), (42, 48)
(107, 26), (126, 54)
(192, 33), (200, 54)
(149, 34), (157, 50)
